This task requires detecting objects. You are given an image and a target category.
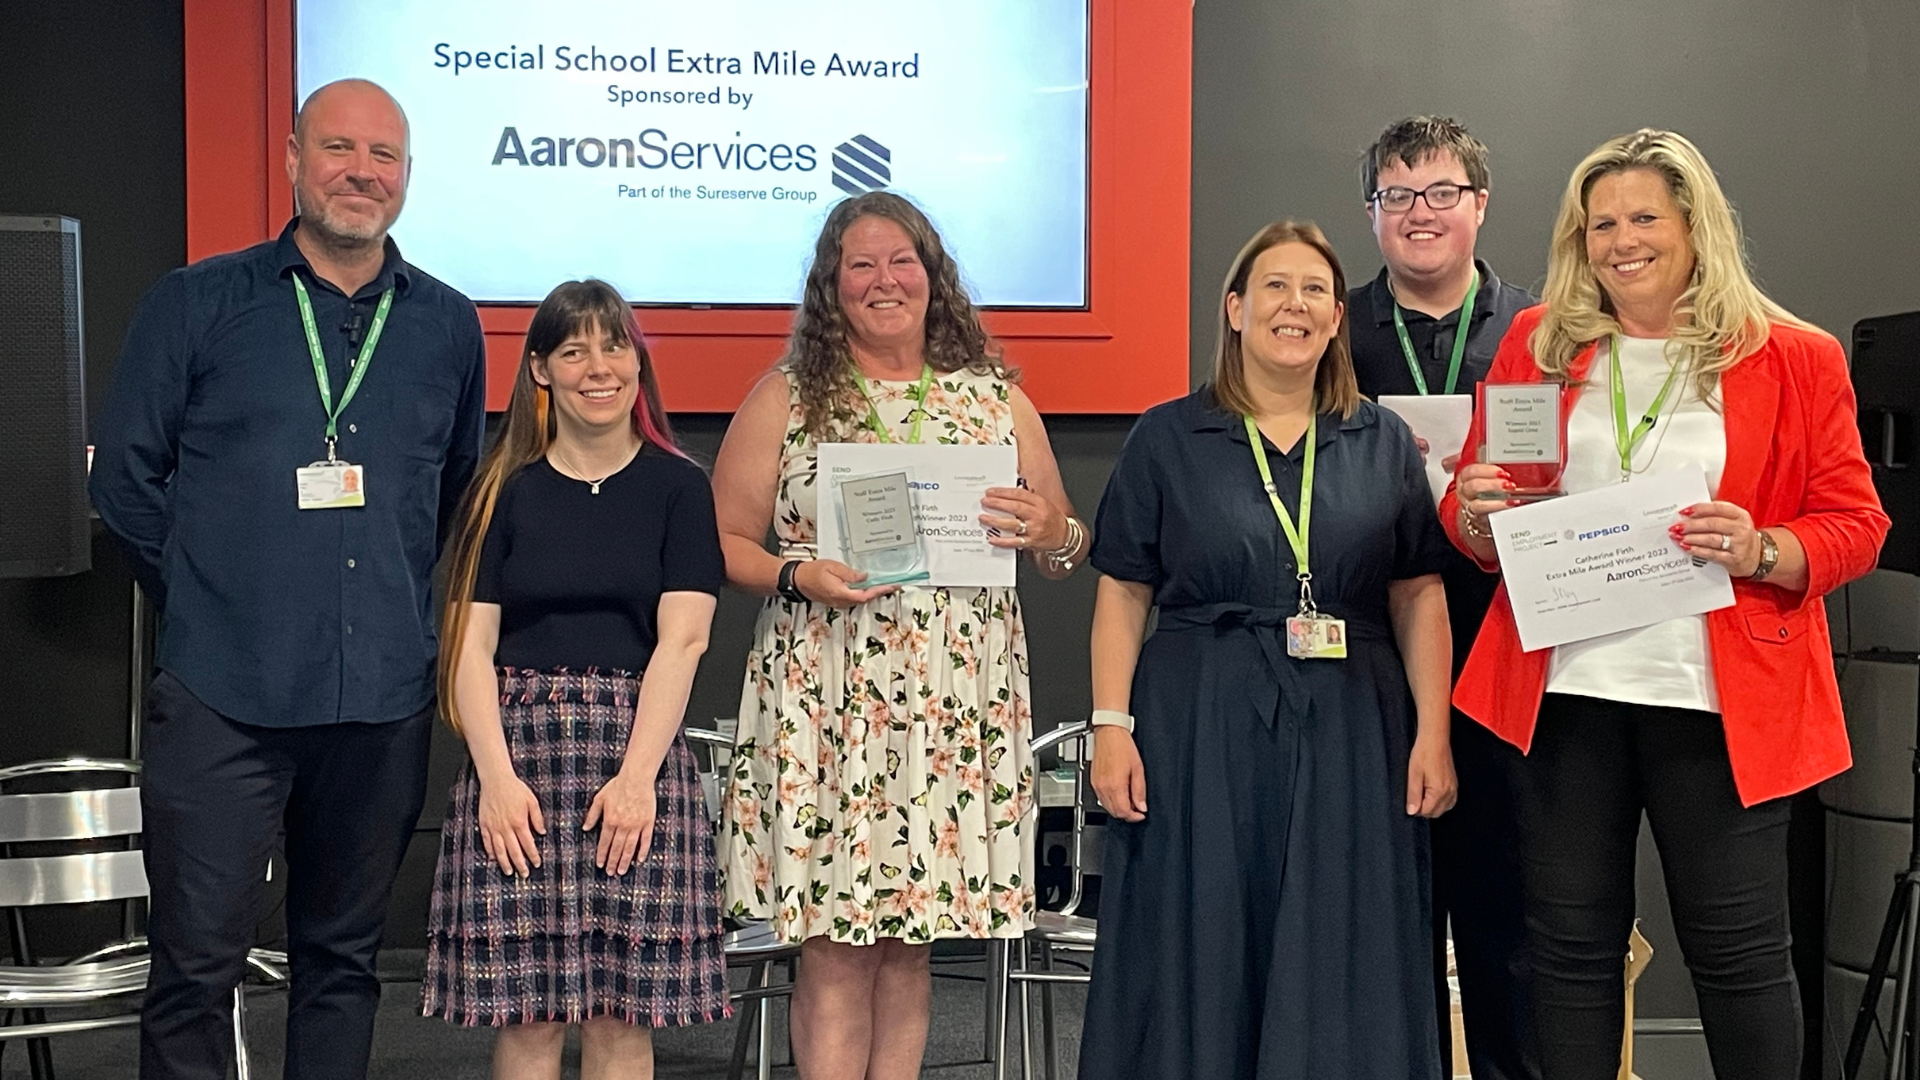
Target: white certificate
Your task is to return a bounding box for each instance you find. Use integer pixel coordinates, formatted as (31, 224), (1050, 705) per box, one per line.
(1491, 468), (1734, 652)
(815, 443), (1020, 587)
(1378, 394), (1473, 506)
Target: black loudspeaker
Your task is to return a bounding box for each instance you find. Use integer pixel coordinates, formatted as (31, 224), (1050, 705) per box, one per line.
(0, 214), (90, 578)
(1855, 311), (1920, 575)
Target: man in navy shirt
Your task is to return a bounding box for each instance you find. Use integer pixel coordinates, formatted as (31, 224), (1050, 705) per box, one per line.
(1347, 116), (1541, 1080)
(90, 79), (486, 1080)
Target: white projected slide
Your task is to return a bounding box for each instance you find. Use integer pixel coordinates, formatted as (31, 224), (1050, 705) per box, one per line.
(296, 0), (1089, 306)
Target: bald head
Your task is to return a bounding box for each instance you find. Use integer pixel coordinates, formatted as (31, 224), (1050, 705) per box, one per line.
(294, 78), (408, 147)
(286, 79), (410, 251)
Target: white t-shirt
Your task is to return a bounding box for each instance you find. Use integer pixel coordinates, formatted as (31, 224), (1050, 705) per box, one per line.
(1544, 335), (1729, 713)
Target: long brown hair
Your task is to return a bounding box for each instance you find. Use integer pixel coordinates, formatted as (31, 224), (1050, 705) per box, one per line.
(1209, 220), (1361, 418)
(784, 191), (1012, 438)
(436, 280), (684, 734)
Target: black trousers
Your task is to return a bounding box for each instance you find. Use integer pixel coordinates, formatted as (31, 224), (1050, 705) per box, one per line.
(1431, 711), (1540, 1080)
(1511, 693), (1799, 1080)
(138, 670), (431, 1080)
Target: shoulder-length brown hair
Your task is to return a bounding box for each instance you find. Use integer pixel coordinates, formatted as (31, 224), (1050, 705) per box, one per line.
(436, 279), (684, 735)
(1209, 220), (1360, 418)
(784, 191), (1012, 438)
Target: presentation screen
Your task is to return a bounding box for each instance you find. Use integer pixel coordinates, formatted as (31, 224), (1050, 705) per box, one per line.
(295, 0), (1090, 307)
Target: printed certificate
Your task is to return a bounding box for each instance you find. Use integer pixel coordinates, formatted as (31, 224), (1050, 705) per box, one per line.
(1491, 468), (1734, 652)
(815, 443), (1019, 587)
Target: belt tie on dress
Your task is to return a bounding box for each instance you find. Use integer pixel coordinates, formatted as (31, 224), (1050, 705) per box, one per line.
(1155, 603), (1390, 730)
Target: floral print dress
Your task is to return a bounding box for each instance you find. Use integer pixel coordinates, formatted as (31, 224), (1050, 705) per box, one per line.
(723, 367), (1036, 944)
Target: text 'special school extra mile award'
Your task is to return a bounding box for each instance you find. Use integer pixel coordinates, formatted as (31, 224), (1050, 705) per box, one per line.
(833, 468), (931, 586)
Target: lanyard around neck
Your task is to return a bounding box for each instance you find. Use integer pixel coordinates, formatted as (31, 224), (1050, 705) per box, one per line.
(1392, 268), (1481, 395)
(855, 363), (934, 444)
(1609, 335), (1685, 478)
(292, 272), (393, 451)
(1243, 413), (1317, 592)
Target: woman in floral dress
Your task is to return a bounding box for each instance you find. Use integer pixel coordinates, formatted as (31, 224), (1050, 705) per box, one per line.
(711, 191), (1086, 1079)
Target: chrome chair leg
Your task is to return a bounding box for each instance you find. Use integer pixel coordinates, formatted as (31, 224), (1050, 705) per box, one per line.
(1017, 939), (1035, 1080)
(232, 984), (251, 1080)
(1040, 943), (1059, 1080)
(992, 939), (1011, 1080)
(757, 959), (773, 1080)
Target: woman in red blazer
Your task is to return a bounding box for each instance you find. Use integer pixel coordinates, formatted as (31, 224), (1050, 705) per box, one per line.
(1441, 130), (1887, 1080)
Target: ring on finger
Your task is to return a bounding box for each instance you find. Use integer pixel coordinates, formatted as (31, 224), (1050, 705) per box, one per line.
(1016, 519), (1028, 536)
(1720, 533), (1732, 551)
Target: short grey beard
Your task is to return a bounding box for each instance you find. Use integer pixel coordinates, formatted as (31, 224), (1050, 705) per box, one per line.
(294, 197), (388, 253)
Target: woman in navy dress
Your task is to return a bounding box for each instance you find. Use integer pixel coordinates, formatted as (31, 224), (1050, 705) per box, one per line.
(1079, 221), (1458, 1079)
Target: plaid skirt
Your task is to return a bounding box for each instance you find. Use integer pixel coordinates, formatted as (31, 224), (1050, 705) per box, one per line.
(421, 667), (731, 1027)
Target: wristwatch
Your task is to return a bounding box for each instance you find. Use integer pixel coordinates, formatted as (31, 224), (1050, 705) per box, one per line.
(777, 559), (808, 603)
(1749, 529), (1780, 582)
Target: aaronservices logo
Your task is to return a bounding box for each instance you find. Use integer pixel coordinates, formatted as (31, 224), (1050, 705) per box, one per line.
(832, 135), (891, 195)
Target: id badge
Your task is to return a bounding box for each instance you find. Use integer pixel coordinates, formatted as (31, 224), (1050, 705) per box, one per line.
(1286, 613), (1348, 660)
(296, 461), (367, 510)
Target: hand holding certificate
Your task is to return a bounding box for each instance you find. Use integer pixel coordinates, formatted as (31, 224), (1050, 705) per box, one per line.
(815, 442), (1020, 587)
(1491, 469), (1734, 652)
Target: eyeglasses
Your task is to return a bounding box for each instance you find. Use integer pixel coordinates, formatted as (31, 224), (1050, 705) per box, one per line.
(1369, 182), (1473, 213)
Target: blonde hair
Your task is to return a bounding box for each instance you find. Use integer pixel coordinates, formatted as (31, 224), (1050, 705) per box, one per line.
(1531, 129), (1812, 394)
(1210, 220), (1361, 419)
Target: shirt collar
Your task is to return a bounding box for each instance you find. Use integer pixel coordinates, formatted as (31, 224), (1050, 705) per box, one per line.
(274, 217), (412, 299)
(1185, 385), (1374, 450)
(1367, 258), (1502, 327)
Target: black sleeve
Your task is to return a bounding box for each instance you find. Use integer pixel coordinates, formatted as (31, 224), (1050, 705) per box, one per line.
(1089, 411), (1165, 587)
(473, 479), (513, 604)
(661, 463), (726, 595)
(438, 299), (489, 550)
(1388, 416), (1455, 581)
(88, 270), (192, 606)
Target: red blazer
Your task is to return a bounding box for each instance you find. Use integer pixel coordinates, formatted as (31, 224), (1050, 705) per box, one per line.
(1442, 306), (1889, 806)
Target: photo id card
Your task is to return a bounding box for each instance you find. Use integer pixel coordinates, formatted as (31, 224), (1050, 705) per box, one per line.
(296, 461), (366, 510)
(1286, 614), (1348, 660)
(834, 468), (931, 585)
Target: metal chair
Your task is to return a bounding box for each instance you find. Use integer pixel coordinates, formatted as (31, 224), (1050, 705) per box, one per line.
(684, 726), (801, 1080)
(994, 721), (1096, 1080)
(0, 757), (285, 1080)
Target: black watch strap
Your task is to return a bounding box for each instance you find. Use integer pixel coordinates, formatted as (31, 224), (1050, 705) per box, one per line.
(777, 559), (807, 603)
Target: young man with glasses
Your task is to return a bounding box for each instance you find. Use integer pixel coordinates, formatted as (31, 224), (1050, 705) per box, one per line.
(1348, 116), (1540, 1080)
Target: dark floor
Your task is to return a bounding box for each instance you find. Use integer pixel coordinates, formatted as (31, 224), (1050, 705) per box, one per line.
(0, 948), (1088, 1080)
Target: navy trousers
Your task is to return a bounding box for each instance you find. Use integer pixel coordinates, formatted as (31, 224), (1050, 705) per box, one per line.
(1431, 711), (1541, 1080)
(138, 670), (430, 1080)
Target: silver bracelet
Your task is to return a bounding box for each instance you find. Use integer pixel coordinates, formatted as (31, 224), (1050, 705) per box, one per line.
(1043, 515), (1084, 571)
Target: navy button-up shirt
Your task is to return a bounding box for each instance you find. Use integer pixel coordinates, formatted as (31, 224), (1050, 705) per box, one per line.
(90, 220), (487, 728)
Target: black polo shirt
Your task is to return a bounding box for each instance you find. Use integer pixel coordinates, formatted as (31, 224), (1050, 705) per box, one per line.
(90, 219), (488, 727)
(1348, 259), (1536, 671)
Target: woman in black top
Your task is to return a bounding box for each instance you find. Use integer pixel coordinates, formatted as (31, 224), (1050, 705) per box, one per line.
(1079, 222), (1457, 1079)
(421, 280), (730, 1078)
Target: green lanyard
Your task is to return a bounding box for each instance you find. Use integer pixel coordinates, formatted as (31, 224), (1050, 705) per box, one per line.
(1608, 335), (1685, 479)
(1392, 268), (1481, 395)
(1243, 413), (1319, 608)
(292, 273), (393, 459)
(855, 363), (934, 444)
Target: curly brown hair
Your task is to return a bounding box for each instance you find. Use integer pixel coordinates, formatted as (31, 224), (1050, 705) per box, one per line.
(784, 192), (1012, 437)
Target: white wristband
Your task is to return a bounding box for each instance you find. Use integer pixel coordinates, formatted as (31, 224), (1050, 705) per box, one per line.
(1090, 709), (1134, 733)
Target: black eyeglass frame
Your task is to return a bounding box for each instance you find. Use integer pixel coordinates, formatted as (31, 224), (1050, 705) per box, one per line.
(1368, 181), (1480, 213)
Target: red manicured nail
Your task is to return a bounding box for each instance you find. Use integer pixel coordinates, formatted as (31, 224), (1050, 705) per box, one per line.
(1679, 507), (1694, 516)
(1502, 481), (1517, 491)
(1668, 524), (1684, 535)
(1506, 499), (1522, 507)
(1496, 469), (1513, 480)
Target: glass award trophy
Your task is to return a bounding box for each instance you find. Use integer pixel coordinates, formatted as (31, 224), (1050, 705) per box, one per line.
(1477, 382), (1566, 501)
(833, 468), (931, 586)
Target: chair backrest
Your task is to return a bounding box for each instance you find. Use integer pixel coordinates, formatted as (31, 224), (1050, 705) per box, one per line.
(683, 725), (736, 825)
(0, 757), (149, 908)
(1029, 720), (1091, 916)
